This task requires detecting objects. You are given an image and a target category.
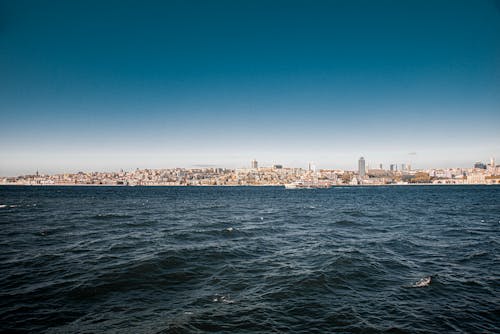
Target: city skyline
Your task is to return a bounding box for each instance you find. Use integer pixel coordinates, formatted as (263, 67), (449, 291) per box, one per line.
(1, 148), (499, 177)
(1, 1), (499, 175)
(2, 155), (498, 186)
(1, 155), (497, 178)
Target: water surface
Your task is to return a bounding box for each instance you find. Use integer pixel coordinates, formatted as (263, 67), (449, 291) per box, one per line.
(0, 186), (499, 333)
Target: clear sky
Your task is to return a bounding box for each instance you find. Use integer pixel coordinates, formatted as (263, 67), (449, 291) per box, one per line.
(1, 0), (499, 175)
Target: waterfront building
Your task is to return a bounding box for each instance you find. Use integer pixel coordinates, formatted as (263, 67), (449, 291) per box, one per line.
(467, 172), (486, 184)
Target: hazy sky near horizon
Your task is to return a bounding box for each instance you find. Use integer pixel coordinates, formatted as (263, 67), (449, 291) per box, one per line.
(1, 0), (499, 175)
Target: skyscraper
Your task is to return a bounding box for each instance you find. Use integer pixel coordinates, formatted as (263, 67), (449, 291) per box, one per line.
(358, 157), (366, 178)
(251, 159), (258, 169)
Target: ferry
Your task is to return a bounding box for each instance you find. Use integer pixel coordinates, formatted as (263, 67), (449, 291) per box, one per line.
(284, 181), (330, 189)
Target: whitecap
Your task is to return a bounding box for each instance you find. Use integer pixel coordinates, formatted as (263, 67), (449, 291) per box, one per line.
(212, 295), (234, 304)
(412, 276), (432, 288)
(226, 227), (234, 232)
(0, 205), (6, 208)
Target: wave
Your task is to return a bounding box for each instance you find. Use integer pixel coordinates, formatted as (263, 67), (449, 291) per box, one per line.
(411, 276), (432, 288)
(212, 294), (235, 304)
(91, 213), (134, 220)
(1, 185), (498, 333)
(333, 219), (360, 226)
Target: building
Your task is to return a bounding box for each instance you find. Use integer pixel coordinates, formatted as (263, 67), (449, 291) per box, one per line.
(467, 172), (486, 184)
(358, 157), (366, 178)
(251, 159), (258, 169)
(474, 161), (486, 169)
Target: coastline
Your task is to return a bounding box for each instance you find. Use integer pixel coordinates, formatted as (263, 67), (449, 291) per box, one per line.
(1, 183), (498, 187)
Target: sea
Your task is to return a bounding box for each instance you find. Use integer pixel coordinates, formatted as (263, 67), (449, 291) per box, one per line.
(0, 185), (499, 333)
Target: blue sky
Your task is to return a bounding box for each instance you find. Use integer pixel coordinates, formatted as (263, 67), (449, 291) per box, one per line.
(1, 0), (499, 175)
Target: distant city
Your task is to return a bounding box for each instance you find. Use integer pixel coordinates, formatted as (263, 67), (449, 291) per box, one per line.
(1, 157), (499, 186)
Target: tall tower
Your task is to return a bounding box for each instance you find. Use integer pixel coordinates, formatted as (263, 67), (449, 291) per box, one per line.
(358, 157), (366, 178)
(251, 159), (258, 169)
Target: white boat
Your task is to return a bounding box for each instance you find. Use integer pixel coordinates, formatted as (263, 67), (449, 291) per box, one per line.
(284, 181), (329, 189)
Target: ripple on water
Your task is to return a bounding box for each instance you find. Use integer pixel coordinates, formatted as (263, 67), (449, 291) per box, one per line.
(0, 185), (499, 333)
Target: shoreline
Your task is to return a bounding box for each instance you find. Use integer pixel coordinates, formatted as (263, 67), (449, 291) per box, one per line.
(0, 183), (498, 187)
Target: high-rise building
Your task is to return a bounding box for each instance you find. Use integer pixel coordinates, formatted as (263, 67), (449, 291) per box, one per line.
(474, 161), (486, 169)
(379, 163), (383, 170)
(358, 157), (366, 178)
(401, 163), (406, 171)
(251, 159), (258, 169)
(390, 164), (395, 172)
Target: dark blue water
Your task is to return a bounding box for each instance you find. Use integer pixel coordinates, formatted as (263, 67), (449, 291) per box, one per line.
(0, 186), (499, 333)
